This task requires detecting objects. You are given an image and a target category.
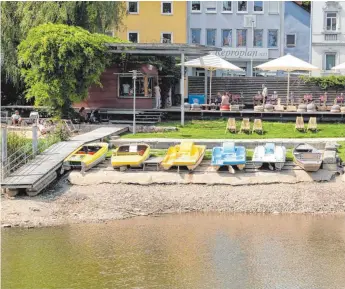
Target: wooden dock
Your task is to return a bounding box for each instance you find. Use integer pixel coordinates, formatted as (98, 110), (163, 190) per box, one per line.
(2, 126), (128, 196)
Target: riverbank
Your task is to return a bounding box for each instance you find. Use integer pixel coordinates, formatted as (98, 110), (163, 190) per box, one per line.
(2, 174), (345, 228)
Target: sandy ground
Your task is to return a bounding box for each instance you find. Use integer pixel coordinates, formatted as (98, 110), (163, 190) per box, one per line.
(2, 174), (345, 228)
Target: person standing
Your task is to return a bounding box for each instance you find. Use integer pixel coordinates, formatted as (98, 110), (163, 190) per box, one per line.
(262, 84), (268, 104)
(154, 83), (161, 109)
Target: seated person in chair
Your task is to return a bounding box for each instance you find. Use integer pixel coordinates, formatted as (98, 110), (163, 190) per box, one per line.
(253, 91), (263, 106)
(221, 92), (230, 106)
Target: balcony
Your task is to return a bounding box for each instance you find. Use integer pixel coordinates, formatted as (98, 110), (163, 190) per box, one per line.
(324, 34), (338, 41)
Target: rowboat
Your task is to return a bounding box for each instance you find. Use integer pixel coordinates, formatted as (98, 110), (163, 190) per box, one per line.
(252, 143), (286, 170)
(111, 144), (150, 168)
(211, 142), (246, 174)
(63, 142), (108, 172)
(293, 143), (322, 171)
(161, 141), (206, 171)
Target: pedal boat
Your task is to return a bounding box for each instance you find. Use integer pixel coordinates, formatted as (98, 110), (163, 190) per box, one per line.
(252, 143), (286, 170)
(293, 143), (322, 172)
(161, 141), (206, 171)
(211, 142), (246, 174)
(63, 142), (108, 172)
(111, 144), (150, 168)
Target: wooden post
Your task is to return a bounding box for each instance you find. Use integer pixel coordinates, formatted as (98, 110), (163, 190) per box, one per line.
(32, 125), (38, 156)
(144, 76), (148, 96)
(1, 125), (7, 161)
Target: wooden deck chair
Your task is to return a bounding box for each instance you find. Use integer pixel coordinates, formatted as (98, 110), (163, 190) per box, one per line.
(295, 116), (305, 132)
(240, 118), (251, 134)
(252, 119), (263, 134)
(307, 117), (318, 132)
(225, 118), (236, 133)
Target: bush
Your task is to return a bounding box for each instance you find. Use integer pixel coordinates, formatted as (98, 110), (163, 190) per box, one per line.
(299, 75), (345, 91)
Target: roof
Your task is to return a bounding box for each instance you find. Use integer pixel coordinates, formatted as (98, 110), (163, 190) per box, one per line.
(106, 43), (221, 56)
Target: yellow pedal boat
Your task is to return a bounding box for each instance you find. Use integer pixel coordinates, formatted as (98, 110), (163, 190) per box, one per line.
(63, 142), (108, 172)
(111, 144), (150, 168)
(161, 141), (206, 171)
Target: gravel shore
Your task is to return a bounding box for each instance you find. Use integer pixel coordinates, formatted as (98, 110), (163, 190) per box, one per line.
(2, 175), (345, 228)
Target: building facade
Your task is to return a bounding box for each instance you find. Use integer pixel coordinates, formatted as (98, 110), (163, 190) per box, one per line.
(284, 1), (311, 62)
(116, 1), (187, 44)
(187, 1), (285, 76)
(311, 1), (345, 76)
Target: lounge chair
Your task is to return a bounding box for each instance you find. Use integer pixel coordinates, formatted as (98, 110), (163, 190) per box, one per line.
(225, 118), (236, 133)
(307, 117), (318, 132)
(295, 116), (305, 132)
(240, 118), (251, 134)
(252, 119), (263, 134)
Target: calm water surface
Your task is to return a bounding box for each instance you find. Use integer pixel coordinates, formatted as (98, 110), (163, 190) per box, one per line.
(2, 213), (345, 289)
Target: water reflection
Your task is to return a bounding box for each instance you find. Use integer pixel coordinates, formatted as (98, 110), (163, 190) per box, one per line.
(2, 214), (345, 289)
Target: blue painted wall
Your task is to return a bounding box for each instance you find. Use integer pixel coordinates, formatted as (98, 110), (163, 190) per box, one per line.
(284, 2), (310, 62)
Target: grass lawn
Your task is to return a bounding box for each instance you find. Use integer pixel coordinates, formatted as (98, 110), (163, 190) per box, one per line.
(123, 120), (345, 139)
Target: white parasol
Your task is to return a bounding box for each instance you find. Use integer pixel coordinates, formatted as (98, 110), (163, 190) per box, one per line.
(178, 54), (243, 104)
(255, 54), (319, 104)
(332, 62), (345, 70)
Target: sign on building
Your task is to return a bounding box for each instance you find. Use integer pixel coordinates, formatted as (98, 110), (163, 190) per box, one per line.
(212, 48), (269, 60)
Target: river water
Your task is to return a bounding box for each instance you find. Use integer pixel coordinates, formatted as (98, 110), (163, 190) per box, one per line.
(2, 213), (345, 289)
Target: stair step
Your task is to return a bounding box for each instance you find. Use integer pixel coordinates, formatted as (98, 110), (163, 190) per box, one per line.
(110, 120), (157, 124)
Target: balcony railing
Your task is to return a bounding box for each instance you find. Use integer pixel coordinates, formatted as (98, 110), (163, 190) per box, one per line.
(324, 34), (338, 41)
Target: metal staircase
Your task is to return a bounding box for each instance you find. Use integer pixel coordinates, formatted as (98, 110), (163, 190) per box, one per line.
(110, 111), (163, 125)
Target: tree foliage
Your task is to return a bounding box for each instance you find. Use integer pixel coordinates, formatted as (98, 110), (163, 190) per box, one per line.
(1, 1), (125, 89)
(18, 23), (125, 117)
(299, 75), (345, 91)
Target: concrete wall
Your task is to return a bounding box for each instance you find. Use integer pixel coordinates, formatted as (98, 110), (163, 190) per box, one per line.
(187, 1), (284, 77)
(311, 1), (345, 76)
(284, 2), (310, 62)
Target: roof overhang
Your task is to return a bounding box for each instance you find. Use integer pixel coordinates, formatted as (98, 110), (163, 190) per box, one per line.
(106, 43), (221, 56)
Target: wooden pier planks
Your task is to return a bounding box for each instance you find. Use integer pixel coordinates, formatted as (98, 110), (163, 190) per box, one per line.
(2, 126), (128, 190)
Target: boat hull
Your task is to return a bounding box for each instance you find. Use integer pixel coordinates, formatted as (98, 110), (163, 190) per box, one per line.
(111, 144), (150, 168)
(293, 144), (322, 172)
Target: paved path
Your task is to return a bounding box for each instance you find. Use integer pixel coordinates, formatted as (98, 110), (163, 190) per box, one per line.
(2, 126), (128, 194)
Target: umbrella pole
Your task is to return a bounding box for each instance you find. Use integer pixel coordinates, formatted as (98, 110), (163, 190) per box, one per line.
(287, 71), (290, 106)
(209, 70), (212, 105)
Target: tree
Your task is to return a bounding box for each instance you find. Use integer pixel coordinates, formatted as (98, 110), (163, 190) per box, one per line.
(1, 1), (126, 103)
(18, 23), (125, 117)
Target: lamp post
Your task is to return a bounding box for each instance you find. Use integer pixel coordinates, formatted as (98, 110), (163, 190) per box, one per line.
(251, 19), (255, 77)
(131, 70), (137, 134)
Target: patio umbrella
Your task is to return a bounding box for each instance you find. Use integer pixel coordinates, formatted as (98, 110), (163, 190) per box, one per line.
(255, 54), (319, 104)
(178, 54), (243, 104)
(332, 62), (345, 70)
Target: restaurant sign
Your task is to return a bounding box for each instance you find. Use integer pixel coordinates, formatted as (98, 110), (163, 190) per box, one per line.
(212, 48), (269, 60)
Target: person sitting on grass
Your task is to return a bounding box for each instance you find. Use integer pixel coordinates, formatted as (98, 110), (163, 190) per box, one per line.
(11, 110), (22, 125)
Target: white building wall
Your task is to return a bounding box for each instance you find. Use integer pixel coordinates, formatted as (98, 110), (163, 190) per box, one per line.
(311, 1), (345, 75)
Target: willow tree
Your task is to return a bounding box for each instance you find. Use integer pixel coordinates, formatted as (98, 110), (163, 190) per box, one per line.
(18, 23), (125, 117)
(1, 1), (125, 103)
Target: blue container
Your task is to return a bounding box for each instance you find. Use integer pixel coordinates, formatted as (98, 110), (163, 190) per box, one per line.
(188, 94), (205, 105)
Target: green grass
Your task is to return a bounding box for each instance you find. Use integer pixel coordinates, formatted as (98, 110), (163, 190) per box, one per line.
(338, 141), (345, 162)
(122, 119), (345, 139)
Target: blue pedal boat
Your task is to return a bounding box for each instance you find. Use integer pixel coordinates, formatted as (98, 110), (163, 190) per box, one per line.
(211, 142), (246, 173)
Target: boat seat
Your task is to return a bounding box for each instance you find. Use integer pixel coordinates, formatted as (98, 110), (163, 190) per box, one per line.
(179, 142), (194, 155)
(223, 142), (235, 154)
(265, 143), (275, 154)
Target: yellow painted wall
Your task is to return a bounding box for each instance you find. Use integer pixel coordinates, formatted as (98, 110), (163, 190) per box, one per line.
(116, 1), (187, 43)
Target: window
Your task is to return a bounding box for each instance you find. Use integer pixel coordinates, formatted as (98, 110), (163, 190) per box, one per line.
(325, 53), (336, 70)
(268, 1), (279, 14)
(254, 1), (263, 12)
(268, 30), (278, 48)
(161, 32), (172, 43)
(191, 1), (201, 12)
(205, 1), (217, 13)
(286, 34), (296, 47)
(128, 1), (139, 14)
(222, 1), (232, 12)
(254, 29), (263, 47)
(237, 1), (247, 12)
(222, 29), (232, 46)
(128, 32), (139, 43)
(237, 29), (247, 47)
(326, 13), (337, 31)
(206, 29), (216, 46)
(191, 29), (201, 44)
(119, 75), (154, 97)
(161, 1), (173, 15)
